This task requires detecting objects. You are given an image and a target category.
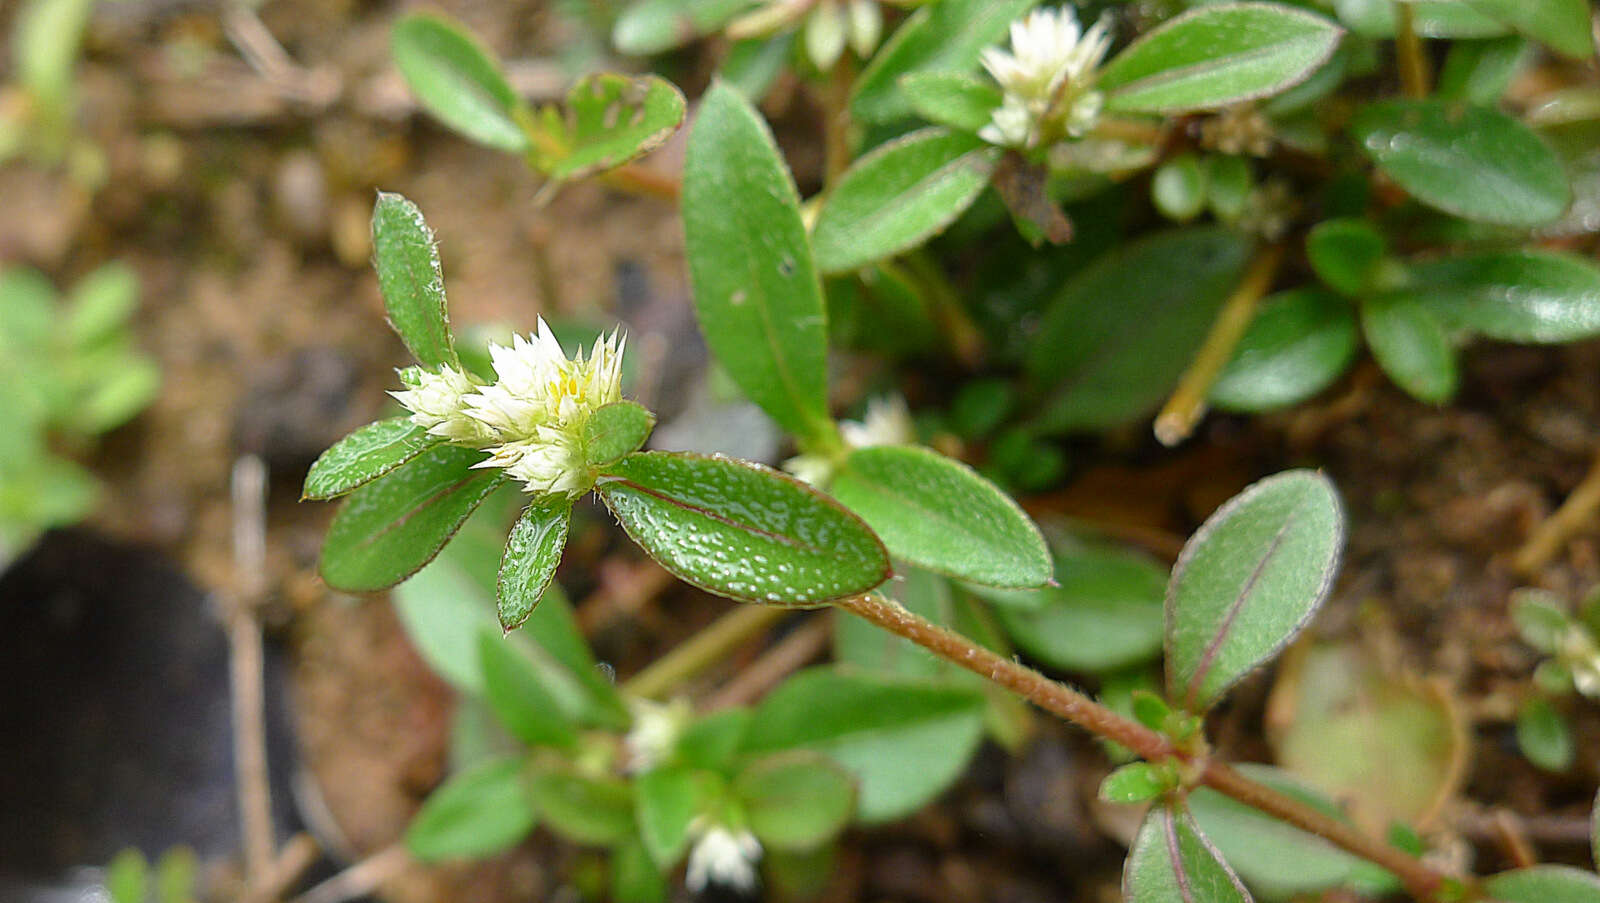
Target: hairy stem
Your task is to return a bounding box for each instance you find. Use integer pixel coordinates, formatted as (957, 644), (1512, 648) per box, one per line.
(622, 604), (788, 699)
(835, 591), (1451, 902)
(1154, 244), (1283, 447)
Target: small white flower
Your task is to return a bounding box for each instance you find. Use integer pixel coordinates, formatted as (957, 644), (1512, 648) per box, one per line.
(685, 825), (762, 894)
(783, 395), (915, 487)
(623, 698), (690, 773)
(390, 365), (491, 443)
(839, 395), (915, 450)
(978, 6), (1113, 149)
(461, 319), (624, 496)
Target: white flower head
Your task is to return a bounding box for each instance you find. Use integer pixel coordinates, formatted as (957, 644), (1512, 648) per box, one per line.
(978, 6), (1113, 149)
(391, 365), (491, 443)
(458, 318), (625, 497)
(623, 698), (691, 773)
(783, 395), (915, 487)
(685, 825), (762, 894)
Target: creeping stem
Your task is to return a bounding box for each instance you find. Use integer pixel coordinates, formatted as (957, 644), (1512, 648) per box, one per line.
(833, 591), (1450, 902)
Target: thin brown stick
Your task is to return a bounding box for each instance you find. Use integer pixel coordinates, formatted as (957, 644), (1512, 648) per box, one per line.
(834, 592), (1453, 902)
(1513, 448), (1600, 575)
(835, 593), (1174, 760)
(622, 604), (789, 699)
(1200, 762), (1446, 901)
(289, 843), (410, 903)
(242, 833), (322, 903)
(230, 455), (275, 886)
(822, 55), (857, 188)
(704, 615), (832, 710)
(1395, 3), (1431, 99)
(600, 163), (681, 201)
(1154, 244), (1284, 447)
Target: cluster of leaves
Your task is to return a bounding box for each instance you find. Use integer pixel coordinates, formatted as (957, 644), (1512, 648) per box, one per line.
(1510, 587), (1600, 773)
(102, 846), (199, 903)
(0, 264), (159, 568)
(303, 2), (1600, 901)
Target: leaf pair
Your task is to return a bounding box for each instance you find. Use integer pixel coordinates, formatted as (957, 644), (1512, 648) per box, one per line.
(392, 14), (685, 184)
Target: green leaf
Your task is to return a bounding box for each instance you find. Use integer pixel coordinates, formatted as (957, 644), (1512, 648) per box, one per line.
(1124, 803), (1253, 903)
(1166, 470), (1344, 712)
(1188, 764), (1361, 899)
(1100, 762), (1172, 803)
(613, 835), (670, 903)
(737, 751), (857, 851)
(477, 632), (580, 750)
(1210, 289), (1359, 413)
(1333, 0), (1509, 38)
(105, 849), (148, 903)
(15, 0), (94, 112)
(65, 262), (139, 348)
(972, 537), (1166, 673)
(677, 708), (752, 771)
(371, 192), (460, 369)
(585, 400), (656, 467)
(530, 74), (687, 182)
(829, 444), (1049, 587)
(1351, 99), (1570, 227)
(635, 766), (709, 867)
(1461, 0), (1595, 60)
(1408, 250), (1600, 344)
(526, 764), (636, 845)
(153, 847), (199, 903)
(1100, 3), (1344, 115)
(497, 498), (572, 631)
(74, 354), (160, 435)
(742, 667), (986, 823)
(1306, 218), (1386, 297)
(1516, 696), (1574, 772)
(1437, 37), (1530, 107)
(1029, 228), (1253, 433)
(406, 757), (537, 861)
(597, 451), (889, 606)
(1361, 293), (1458, 404)
(850, 0), (1036, 124)
(391, 14), (529, 152)
(812, 128), (1000, 275)
(682, 82), (834, 445)
(1484, 866), (1600, 903)
(899, 72), (1003, 134)
(320, 445), (505, 591)
(303, 417), (441, 500)
(1205, 155), (1253, 221)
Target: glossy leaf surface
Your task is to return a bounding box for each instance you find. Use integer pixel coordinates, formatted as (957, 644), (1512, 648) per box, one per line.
(812, 128), (1000, 275)
(1101, 3), (1343, 114)
(742, 668), (985, 822)
(1166, 470), (1343, 712)
(830, 444), (1049, 587)
(320, 445), (504, 591)
(598, 452), (890, 605)
(1210, 289), (1358, 413)
(682, 83), (834, 444)
(1361, 293), (1458, 404)
(371, 192), (460, 370)
(1124, 803), (1253, 903)
(497, 498), (572, 630)
(1410, 250), (1600, 343)
(303, 417), (440, 500)
(391, 14), (529, 152)
(1352, 99), (1570, 227)
(899, 71), (1002, 134)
